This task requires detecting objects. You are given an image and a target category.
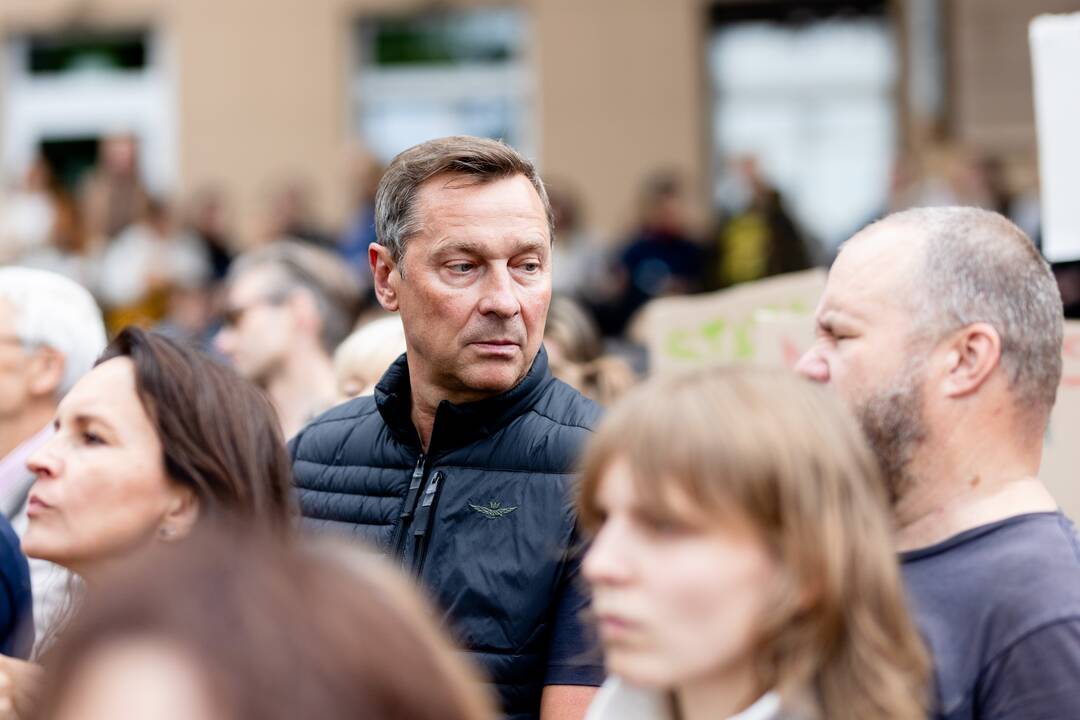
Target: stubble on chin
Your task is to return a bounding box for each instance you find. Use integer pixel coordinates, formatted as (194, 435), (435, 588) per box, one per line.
(855, 373), (928, 505)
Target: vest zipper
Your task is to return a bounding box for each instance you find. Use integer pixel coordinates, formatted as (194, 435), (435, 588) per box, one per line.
(390, 454), (426, 564)
(410, 470), (443, 576)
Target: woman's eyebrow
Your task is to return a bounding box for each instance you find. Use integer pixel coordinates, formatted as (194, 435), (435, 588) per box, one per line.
(70, 412), (117, 434)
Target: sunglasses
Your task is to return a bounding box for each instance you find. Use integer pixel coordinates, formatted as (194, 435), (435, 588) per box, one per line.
(220, 290), (292, 329)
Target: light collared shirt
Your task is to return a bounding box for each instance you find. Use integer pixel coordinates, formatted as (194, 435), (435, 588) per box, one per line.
(586, 677), (783, 720)
(0, 424), (51, 506)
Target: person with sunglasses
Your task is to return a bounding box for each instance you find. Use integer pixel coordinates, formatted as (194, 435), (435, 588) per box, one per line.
(214, 241), (364, 438)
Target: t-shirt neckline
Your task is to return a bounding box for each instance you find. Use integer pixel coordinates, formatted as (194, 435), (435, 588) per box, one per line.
(900, 511), (1062, 563)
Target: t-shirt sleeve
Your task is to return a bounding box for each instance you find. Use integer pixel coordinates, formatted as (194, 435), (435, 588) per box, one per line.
(543, 541), (606, 687)
(976, 618), (1080, 719)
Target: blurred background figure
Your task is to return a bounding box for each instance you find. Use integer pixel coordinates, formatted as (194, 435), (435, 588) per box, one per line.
(709, 156), (811, 288)
(0, 158), (93, 290)
(0, 158), (61, 263)
(548, 183), (611, 303)
(98, 198), (212, 332)
(33, 525), (495, 720)
(579, 368), (929, 720)
(338, 153), (383, 289)
(259, 179), (336, 250)
(215, 241), (364, 438)
(0, 267), (106, 655)
(180, 186), (235, 283)
(605, 172), (704, 336)
(544, 297), (636, 406)
(78, 134), (148, 250)
(332, 315), (406, 401)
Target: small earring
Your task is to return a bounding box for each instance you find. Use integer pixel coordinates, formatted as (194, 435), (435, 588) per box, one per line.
(159, 526), (175, 539)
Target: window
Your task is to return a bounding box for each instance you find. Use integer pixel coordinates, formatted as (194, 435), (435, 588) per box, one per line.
(26, 32), (148, 75)
(352, 8), (534, 163)
(708, 4), (898, 250)
(2, 30), (175, 194)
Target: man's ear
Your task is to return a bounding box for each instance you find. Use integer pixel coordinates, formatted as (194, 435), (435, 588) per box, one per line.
(939, 322), (1001, 399)
(27, 346), (64, 399)
(370, 243), (400, 312)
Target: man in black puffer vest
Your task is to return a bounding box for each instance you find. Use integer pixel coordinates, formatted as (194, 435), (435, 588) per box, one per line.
(290, 136), (604, 720)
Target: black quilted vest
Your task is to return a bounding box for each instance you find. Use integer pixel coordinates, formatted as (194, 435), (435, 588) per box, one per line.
(290, 347), (601, 719)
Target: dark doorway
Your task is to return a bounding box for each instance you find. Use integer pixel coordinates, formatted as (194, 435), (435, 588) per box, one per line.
(39, 137), (100, 193)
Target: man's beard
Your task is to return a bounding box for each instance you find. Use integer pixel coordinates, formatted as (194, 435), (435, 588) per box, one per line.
(854, 360), (928, 505)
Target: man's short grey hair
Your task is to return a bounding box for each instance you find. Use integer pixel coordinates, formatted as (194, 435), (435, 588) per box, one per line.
(374, 136), (554, 265)
(0, 267), (107, 396)
(228, 241), (363, 354)
(873, 207), (1064, 418)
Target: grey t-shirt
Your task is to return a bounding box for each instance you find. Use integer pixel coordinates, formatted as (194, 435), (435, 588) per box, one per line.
(901, 512), (1080, 719)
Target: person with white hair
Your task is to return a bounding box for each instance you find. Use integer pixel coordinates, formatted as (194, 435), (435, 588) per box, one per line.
(0, 267), (107, 652)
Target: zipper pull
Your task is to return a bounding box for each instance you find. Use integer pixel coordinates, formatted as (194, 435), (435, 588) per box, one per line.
(409, 456), (424, 491)
(420, 472), (441, 508)
(399, 454), (425, 523)
(390, 453), (427, 562)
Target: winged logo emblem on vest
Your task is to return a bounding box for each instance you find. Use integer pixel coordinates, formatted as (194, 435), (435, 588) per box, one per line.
(469, 500), (519, 519)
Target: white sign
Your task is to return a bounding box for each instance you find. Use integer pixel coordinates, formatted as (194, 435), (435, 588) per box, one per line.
(1031, 13), (1080, 262)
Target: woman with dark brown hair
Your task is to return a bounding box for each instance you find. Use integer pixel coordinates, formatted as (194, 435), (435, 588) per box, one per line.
(579, 367), (930, 720)
(0, 326), (294, 718)
(31, 524), (495, 720)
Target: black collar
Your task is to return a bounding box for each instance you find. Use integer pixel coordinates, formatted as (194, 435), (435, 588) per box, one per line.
(374, 346), (553, 455)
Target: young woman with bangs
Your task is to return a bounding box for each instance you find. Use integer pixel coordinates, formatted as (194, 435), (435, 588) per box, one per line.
(579, 367), (930, 720)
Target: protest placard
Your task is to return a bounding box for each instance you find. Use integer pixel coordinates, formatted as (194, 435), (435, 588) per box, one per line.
(633, 269), (826, 373)
(1043, 320), (1080, 519)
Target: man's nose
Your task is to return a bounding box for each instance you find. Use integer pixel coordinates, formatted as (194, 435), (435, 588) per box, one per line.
(476, 267), (520, 318)
(795, 346), (830, 383)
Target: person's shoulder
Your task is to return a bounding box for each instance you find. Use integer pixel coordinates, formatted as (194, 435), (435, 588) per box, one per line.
(290, 395), (383, 460)
(976, 513), (1080, 579)
(0, 518), (21, 560)
(469, 379), (600, 475)
(304, 395), (380, 428)
(907, 513), (1080, 649)
(0, 516), (28, 590)
(530, 377), (603, 433)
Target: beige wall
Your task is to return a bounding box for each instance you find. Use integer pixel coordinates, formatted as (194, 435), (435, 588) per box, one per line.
(0, 0), (708, 246)
(948, 0), (1080, 182)
(532, 0), (708, 240)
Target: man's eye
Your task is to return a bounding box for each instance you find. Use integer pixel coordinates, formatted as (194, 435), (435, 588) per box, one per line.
(448, 263), (475, 273)
(520, 261), (541, 273)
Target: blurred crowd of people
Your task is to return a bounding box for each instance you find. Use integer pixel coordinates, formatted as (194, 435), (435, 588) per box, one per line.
(3, 132), (1064, 363)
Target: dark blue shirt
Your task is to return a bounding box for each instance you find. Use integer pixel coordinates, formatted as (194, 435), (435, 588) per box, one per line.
(902, 512), (1080, 720)
(0, 516), (32, 658)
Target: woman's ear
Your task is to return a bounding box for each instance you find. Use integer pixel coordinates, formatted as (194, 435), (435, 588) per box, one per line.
(158, 486), (200, 542)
